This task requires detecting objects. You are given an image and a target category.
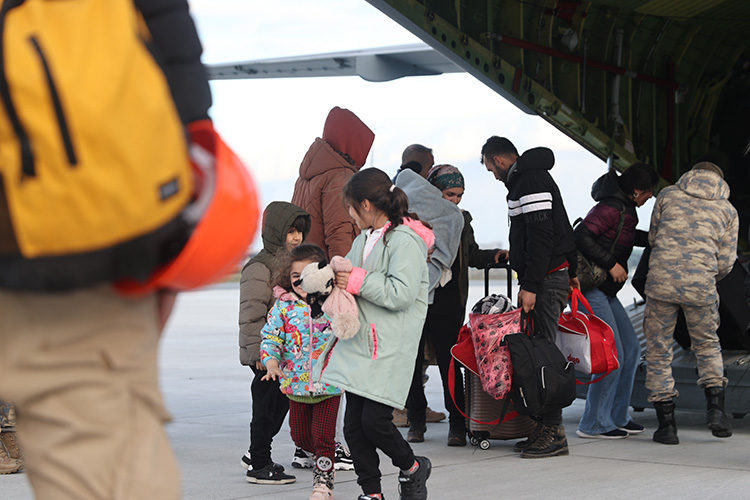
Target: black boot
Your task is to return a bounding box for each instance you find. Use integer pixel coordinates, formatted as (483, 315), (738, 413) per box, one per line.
(407, 420), (426, 443)
(705, 387), (732, 438)
(447, 420), (466, 447)
(653, 401), (679, 445)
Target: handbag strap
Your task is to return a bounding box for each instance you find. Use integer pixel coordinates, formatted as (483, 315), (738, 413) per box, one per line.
(447, 356), (520, 425)
(608, 206), (626, 253)
(520, 309), (538, 337)
(576, 370), (613, 385)
(570, 288), (594, 317)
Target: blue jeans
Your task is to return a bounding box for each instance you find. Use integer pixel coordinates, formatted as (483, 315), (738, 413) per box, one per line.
(577, 288), (641, 434)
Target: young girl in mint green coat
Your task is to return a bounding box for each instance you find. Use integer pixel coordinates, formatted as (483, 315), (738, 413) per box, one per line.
(316, 168), (433, 500)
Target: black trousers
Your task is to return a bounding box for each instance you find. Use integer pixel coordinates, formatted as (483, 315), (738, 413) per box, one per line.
(530, 270), (570, 427)
(405, 307), (465, 429)
(344, 392), (414, 495)
(249, 365), (289, 469)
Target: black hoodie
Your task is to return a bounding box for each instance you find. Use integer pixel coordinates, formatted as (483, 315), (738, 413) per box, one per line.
(505, 147), (577, 294)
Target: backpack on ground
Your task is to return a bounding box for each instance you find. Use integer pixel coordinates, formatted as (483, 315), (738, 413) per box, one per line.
(0, 0), (193, 290)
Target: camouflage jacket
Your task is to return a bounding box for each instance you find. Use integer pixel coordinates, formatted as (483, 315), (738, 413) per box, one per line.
(645, 167), (738, 306)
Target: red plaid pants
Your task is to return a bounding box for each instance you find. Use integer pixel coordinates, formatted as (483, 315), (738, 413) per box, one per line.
(289, 395), (340, 467)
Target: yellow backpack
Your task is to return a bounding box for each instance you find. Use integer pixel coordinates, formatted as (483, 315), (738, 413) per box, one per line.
(0, 0), (194, 289)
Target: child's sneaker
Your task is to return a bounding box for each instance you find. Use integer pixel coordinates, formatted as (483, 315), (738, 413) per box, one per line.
(357, 494), (385, 500)
(246, 463), (296, 484)
(310, 466), (335, 500)
(397, 456), (431, 500)
(309, 483), (333, 500)
(292, 447), (315, 469)
(334, 442), (354, 471)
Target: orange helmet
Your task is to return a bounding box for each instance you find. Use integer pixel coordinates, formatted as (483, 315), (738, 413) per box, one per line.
(116, 120), (259, 295)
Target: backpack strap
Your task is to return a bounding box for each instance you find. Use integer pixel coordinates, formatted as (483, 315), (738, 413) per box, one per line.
(608, 206), (626, 253)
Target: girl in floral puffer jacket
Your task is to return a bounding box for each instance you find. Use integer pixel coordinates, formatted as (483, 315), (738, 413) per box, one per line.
(261, 243), (342, 500)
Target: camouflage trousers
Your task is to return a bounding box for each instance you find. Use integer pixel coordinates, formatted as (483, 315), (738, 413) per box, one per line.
(643, 296), (727, 403)
(0, 400), (15, 431)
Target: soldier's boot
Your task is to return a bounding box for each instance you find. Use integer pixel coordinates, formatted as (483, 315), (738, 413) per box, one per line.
(0, 431), (22, 460)
(705, 387), (732, 438)
(0, 438), (23, 474)
(653, 401), (679, 445)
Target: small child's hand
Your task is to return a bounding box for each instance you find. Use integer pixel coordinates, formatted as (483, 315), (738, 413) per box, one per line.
(335, 271), (350, 290)
(260, 360), (285, 381)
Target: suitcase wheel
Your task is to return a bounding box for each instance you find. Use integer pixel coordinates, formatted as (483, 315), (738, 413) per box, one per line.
(479, 439), (491, 450)
(469, 436), (480, 447)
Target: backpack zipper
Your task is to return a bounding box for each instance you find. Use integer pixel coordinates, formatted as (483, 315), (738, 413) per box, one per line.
(29, 35), (78, 167)
(0, 0), (35, 178)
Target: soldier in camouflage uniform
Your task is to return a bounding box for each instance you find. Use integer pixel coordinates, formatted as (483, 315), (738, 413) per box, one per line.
(643, 158), (739, 445)
(1, 399), (23, 474)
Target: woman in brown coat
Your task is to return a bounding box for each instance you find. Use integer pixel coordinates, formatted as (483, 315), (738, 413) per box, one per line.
(291, 106), (375, 261)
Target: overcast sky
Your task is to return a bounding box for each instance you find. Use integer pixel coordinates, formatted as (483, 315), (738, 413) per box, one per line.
(187, 0), (654, 252)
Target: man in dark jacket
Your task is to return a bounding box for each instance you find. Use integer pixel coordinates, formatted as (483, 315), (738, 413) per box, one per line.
(481, 136), (579, 459)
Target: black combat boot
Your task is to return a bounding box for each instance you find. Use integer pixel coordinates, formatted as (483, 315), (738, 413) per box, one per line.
(406, 420), (426, 443)
(653, 401), (679, 445)
(705, 387), (732, 438)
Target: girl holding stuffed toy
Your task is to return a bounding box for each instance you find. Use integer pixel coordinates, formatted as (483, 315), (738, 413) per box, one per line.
(315, 167), (434, 500)
(260, 243), (342, 500)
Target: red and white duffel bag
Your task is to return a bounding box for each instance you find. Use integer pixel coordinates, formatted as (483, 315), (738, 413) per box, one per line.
(556, 288), (619, 384)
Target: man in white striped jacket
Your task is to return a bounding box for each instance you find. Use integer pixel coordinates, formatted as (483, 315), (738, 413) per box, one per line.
(481, 136), (579, 459)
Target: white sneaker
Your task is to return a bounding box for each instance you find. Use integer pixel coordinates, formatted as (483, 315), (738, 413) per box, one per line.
(334, 442), (354, 471)
(292, 447), (315, 469)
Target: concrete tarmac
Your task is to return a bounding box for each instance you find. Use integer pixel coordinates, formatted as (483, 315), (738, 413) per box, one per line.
(4, 284), (750, 499)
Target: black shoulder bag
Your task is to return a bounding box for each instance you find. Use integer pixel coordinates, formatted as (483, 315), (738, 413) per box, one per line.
(574, 206), (626, 292)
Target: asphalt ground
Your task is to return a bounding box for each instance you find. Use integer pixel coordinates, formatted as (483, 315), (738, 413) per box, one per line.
(5, 282), (750, 499)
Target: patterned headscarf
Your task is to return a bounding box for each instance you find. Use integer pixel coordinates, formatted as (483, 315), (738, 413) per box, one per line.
(427, 164), (464, 192)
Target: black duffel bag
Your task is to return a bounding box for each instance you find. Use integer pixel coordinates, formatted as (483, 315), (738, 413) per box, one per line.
(504, 312), (576, 417)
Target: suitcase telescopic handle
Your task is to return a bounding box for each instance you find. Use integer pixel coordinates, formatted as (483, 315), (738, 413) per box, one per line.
(484, 262), (513, 299)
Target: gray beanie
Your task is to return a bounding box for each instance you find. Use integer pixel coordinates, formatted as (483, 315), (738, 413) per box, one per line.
(692, 154), (724, 178)
(692, 161), (724, 179)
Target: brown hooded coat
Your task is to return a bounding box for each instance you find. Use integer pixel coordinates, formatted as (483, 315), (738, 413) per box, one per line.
(291, 107), (375, 260)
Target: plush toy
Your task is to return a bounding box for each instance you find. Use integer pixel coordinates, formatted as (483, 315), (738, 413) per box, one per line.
(295, 260), (334, 319)
(296, 257), (360, 339)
